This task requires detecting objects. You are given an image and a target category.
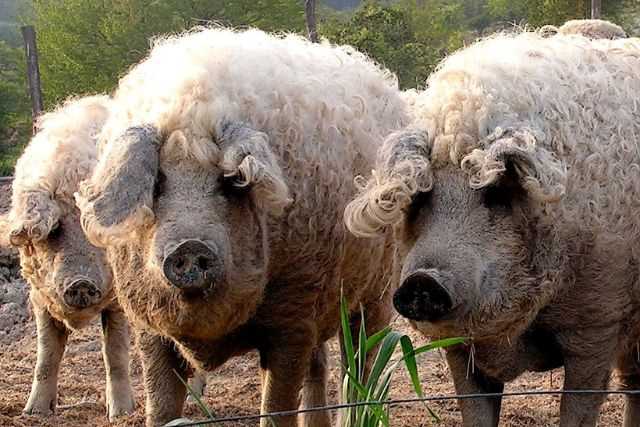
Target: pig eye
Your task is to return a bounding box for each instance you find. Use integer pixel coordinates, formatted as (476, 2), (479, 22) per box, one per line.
(482, 185), (513, 210)
(48, 222), (62, 240)
(406, 191), (431, 222)
(154, 171), (166, 198)
(482, 163), (520, 211)
(219, 175), (250, 199)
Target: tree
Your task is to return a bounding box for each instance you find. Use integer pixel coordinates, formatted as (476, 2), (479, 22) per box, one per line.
(321, 0), (465, 89)
(32, 0), (306, 107)
(0, 40), (30, 174)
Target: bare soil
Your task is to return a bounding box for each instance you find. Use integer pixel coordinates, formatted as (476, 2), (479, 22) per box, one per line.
(0, 180), (626, 426)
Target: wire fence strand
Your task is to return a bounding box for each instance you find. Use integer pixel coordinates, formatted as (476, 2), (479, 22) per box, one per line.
(172, 389), (640, 426)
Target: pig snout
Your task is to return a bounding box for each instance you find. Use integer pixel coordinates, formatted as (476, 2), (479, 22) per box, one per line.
(393, 269), (454, 322)
(162, 240), (222, 292)
(63, 277), (103, 309)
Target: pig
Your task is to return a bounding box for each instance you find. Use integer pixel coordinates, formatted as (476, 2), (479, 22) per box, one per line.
(0, 96), (135, 420)
(345, 31), (640, 427)
(75, 28), (410, 426)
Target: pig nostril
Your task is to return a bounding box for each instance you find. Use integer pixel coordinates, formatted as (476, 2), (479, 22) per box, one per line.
(197, 256), (211, 272)
(175, 258), (186, 271)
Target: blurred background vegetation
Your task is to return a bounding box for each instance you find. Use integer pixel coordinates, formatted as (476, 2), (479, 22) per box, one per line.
(1, 0), (639, 175)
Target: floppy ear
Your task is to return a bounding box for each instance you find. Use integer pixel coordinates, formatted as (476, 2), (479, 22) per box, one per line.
(218, 122), (292, 216)
(75, 125), (160, 247)
(7, 189), (61, 247)
(344, 129), (432, 238)
(461, 127), (566, 202)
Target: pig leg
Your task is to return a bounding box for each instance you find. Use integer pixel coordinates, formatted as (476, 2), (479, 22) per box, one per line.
(300, 342), (330, 427)
(259, 336), (313, 427)
(186, 370), (207, 401)
(445, 348), (503, 427)
(24, 305), (69, 416)
(100, 309), (135, 420)
(618, 346), (640, 427)
(136, 330), (188, 427)
(559, 347), (614, 426)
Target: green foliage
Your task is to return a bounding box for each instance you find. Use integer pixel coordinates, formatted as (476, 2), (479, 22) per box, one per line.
(321, 1), (465, 89)
(0, 40), (30, 175)
(486, 0), (638, 34)
(32, 0), (306, 107)
(339, 295), (466, 427)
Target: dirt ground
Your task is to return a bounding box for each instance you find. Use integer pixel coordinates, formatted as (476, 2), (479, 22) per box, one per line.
(0, 179), (627, 426)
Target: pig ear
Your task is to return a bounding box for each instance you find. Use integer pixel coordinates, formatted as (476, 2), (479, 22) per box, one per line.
(75, 125), (160, 247)
(218, 122), (292, 216)
(7, 189), (61, 247)
(344, 129), (432, 238)
(461, 127), (566, 203)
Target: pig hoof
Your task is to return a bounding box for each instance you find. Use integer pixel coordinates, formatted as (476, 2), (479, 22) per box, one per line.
(23, 400), (55, 417)
(107, 396), (136, 421)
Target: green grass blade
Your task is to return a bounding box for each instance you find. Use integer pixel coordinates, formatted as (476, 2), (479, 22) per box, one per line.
(357, 305), (367, 382)
(400, 335), (423, 398)
(365, 326), (392, 353)
(412, 337), (467, 357)
(365, 331), (402, 391)
(340, 295), (357, 379)
(343, 369), (389, 426)
(172, 369), (215, 421)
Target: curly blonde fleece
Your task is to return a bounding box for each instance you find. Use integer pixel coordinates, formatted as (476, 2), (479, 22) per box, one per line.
(86, 27), (406, 244)
(558, 19), (627, 39)
(9, 95), (111, 244)
(346, 30), (640, 238)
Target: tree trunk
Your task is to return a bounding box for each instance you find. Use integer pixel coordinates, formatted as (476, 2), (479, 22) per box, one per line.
(591, 0), (601, 19)
(305, 0), (319, 43)
(21, 26), (44, 136)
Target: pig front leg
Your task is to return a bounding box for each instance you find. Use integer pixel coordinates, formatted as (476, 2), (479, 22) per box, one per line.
(559, 345), (615, 427)
(446, 347), (504, 427)
(136, 330), (188, 427)
(100, 308), (135, 420)
(300, 343), (330, 427)
(24, 305), (69, 416)
(259, 332), (314, 427)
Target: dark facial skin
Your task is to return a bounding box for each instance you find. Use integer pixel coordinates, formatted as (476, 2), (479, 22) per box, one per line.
(25, 206), (113, 318)
(395, 164), (533, 339)
(149, 160), (268, 298)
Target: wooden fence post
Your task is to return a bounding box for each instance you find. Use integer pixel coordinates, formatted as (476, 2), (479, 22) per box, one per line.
(305, 0), (319, 43)
(21, 25), (44, 136)
(591, 0), (601, 19)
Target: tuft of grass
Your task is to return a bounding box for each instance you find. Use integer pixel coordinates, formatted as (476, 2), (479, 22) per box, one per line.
(339, 295), (466, 427)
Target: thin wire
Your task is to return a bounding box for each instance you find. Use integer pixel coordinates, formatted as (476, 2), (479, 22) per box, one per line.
(173, 389), (640, 426)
